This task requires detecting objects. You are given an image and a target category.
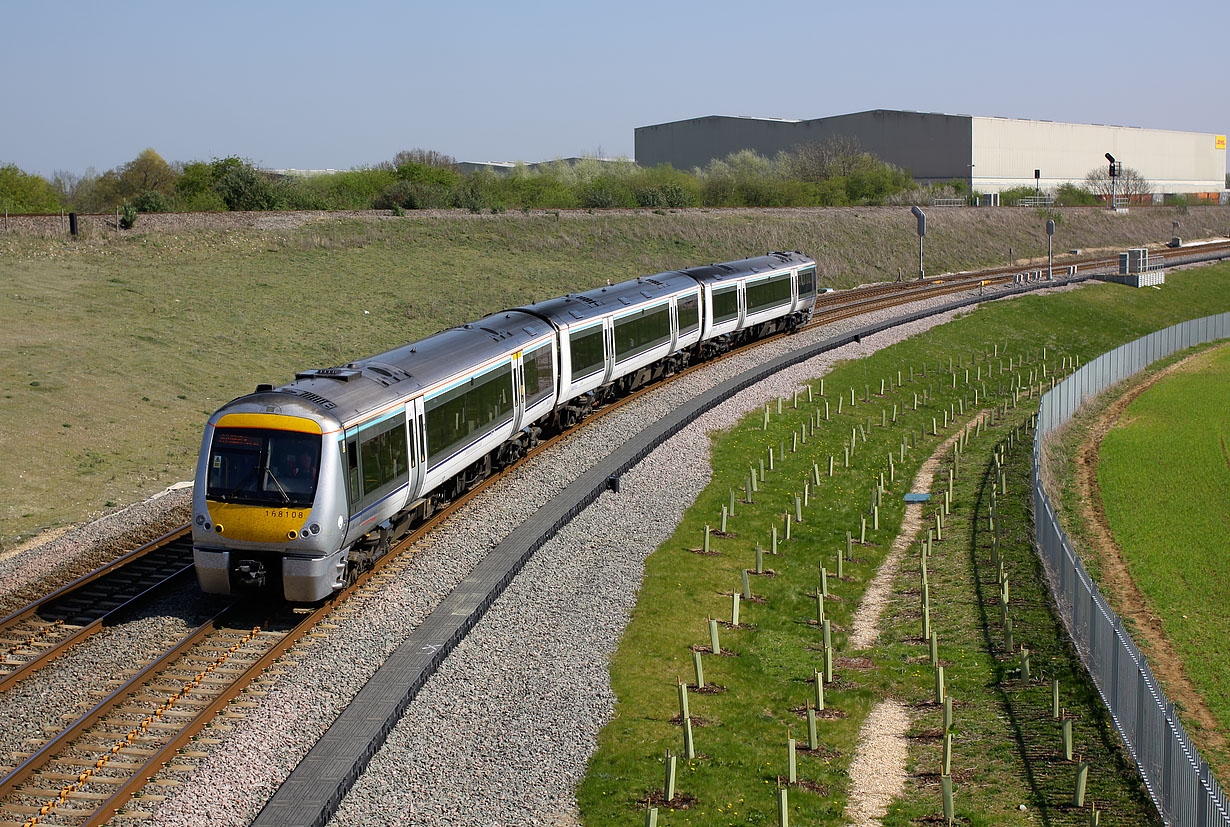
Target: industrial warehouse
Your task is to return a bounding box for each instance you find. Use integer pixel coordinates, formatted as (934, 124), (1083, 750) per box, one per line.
(635, 109), (1228, 197)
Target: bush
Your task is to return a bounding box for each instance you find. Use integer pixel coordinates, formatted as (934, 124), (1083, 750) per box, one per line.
(997, 186), (1041, 207)
(659, 182), (696, 208)
(130, 190), (171, 213)
(119, 202), (138, 229)
(216, 166), (281, 211)
(171, 190), (228, 212)
(578, 180), (621, 209)
(376, 178), (454, 210)
(284, 168), (396, 210)
(1054, 183), (1100, 207)
(633, 186), (665, 208)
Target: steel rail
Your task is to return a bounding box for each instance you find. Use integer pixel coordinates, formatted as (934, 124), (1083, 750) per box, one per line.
(0, 564), (196, 695)
(0, 525), (190, 630)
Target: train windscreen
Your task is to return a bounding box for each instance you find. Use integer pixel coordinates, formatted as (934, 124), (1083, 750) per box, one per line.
(206, 428), (321, 507)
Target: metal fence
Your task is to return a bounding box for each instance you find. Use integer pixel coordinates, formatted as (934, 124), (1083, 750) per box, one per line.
(1033, 312), (1230, 826)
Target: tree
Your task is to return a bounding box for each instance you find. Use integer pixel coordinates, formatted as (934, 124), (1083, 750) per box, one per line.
(1084, 165), (1152, 201)
(176, 161), (216, 196)
(0, 164), (62, 212)
(390, 148), (456, 169)
(116, 148), (177, 198)
(784, 136), (865, 182)
(51, 168), (94, 210)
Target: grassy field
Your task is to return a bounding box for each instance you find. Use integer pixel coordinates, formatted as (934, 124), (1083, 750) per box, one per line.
(577, 267), (1230, 825)
(1098, 345), (1230, 752)
(0, 207), (1226, 546)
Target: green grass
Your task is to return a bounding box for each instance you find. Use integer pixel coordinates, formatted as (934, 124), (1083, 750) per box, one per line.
(0, 209), (1226, 546)
(578, 268), (1230, 825)
(1098, 344), (1230, 754)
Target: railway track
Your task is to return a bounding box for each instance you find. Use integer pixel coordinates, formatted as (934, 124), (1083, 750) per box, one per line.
(3, 238), (1227, 825)
(0, 606), (300, 826)
(0, 529), (194, 696)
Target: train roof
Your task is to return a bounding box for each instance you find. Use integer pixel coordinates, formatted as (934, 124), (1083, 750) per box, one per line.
(678, 251), (812, 284)
(513, 270), (698, 327)
(240, 310), (552, 426)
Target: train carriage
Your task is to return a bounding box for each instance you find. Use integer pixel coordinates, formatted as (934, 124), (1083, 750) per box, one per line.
(684, 252), (817, 352)
(514, 272), (703, 425)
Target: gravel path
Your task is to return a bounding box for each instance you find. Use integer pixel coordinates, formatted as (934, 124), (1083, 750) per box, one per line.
(843, 699), (912, 826)
(0, 279), (1082, 826)
(847, 416), (986, 650)
(841, 415), (990, 825)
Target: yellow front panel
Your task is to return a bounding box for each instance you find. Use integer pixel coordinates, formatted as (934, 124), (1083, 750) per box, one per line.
(206, 501), (309, 543)
(216, 413), (322, 433)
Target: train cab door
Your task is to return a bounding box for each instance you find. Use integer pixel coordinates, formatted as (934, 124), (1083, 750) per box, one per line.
(407, 397), (427, 501)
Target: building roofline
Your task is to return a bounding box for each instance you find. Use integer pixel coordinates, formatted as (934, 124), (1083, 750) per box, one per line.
(638, 109), (1223, 139)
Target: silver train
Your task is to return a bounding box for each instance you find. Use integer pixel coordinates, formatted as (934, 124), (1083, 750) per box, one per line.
(192, 252), (818, 601)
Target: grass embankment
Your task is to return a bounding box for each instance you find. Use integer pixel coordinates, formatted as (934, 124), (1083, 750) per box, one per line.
(1048, 342), (1230, 781)
(1099, 346), (1230, 717)
(2, 208), (1227, 546)
(578, 268), (1230, 825)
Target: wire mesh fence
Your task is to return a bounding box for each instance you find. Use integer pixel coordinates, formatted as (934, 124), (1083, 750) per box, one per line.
(1033, 312), (1230, 826)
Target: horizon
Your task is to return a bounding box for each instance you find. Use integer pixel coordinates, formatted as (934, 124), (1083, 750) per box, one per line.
(4, 0), (1227, 179)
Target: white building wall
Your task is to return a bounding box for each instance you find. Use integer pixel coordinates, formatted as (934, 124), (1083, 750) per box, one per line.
(971, 117), (1226, 194)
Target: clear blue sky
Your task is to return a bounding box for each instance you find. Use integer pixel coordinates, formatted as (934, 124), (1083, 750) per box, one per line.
(4, 0), (1226, 177)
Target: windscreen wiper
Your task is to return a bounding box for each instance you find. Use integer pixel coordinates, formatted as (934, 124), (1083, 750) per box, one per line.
(262, 467), (291, 503)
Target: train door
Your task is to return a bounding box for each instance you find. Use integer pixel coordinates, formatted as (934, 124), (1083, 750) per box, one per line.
(511, 354), (526, 432)
(602, 318), (615, 384)
(407, 397), (427, 501)
(668, 298), (679, 352)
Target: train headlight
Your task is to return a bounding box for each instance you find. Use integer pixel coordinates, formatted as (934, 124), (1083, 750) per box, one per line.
(214, 524), (224, 534)
(288, 530), (298, 540)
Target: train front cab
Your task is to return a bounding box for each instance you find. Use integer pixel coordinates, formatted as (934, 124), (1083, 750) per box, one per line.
(192, 409), (350, 603)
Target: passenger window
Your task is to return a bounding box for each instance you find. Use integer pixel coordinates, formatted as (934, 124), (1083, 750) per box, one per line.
(425, 361), (515, 468)
(677, 293), (699, 334)
(570, 326), (605, 381)
(712, 285), (739, 323)
(797, 266), (817, 296)
(614, 305), (670, 362)
(356, 416), (409, 499)
(523, 342), (554, 407)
